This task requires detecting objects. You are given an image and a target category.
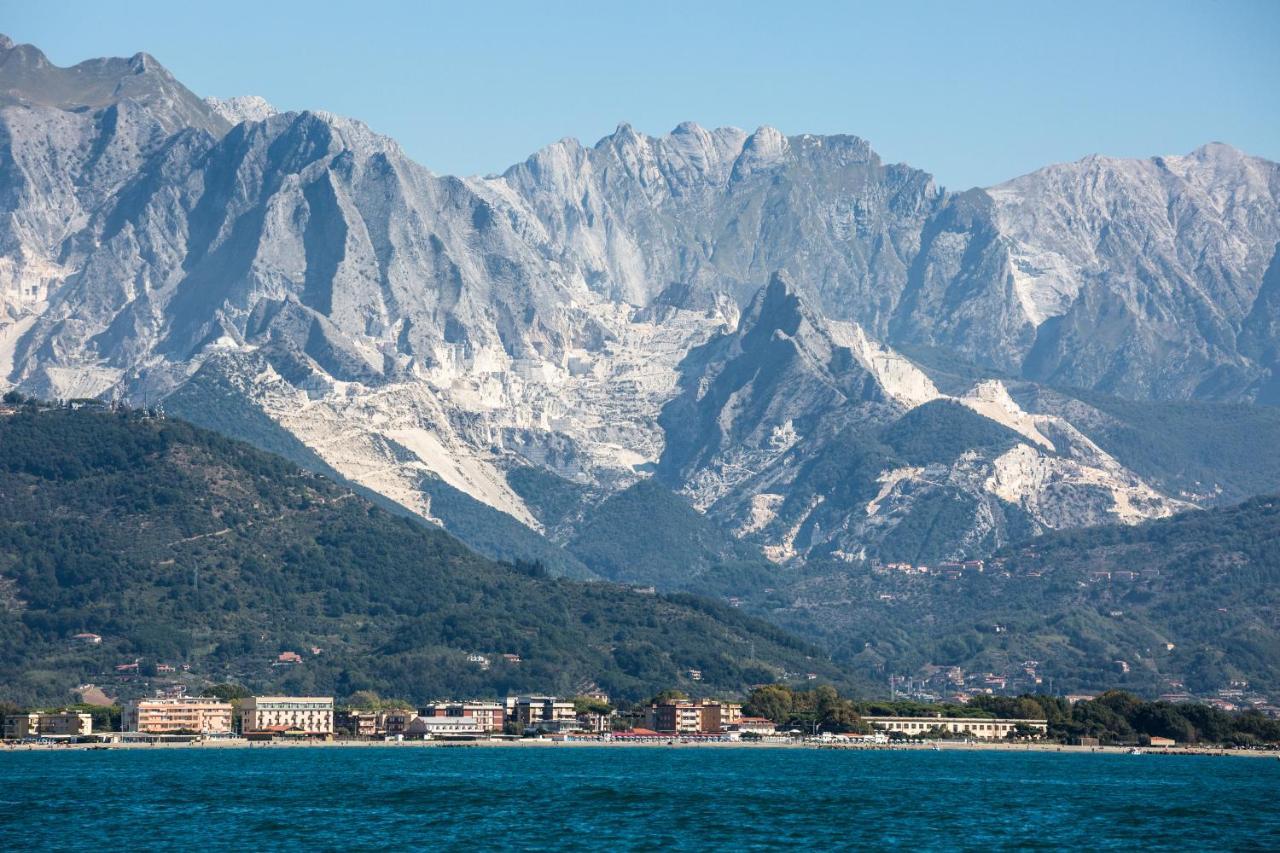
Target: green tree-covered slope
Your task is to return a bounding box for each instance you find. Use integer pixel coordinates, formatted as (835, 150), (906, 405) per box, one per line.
(0, 403), (850, 706)
(567, 480), (748, 586)
(745, 497), (1280, 696)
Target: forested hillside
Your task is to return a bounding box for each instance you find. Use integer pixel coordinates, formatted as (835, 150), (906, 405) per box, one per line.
(567, 480), (748, 586)
(737, 497), (1280, 697)
(0, 401), (849, 706)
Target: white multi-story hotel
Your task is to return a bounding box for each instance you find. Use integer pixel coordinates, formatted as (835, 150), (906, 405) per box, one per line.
(242, 697), (334, 734)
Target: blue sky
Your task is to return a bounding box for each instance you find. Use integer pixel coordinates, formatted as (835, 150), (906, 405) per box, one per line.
(4, 0), (1278, 188)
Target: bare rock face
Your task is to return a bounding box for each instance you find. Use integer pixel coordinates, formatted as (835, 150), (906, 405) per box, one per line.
(0, 35), (226, 325)
(498, 123), (943, 328)
(203, 95), (278, 126)
(987, 143), (1280, 399)
(503, 126), (1280, 401)
(1, 36), (1277, 568)
(656, 273), (1187, 563)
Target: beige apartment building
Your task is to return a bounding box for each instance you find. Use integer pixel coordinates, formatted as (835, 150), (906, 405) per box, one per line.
(242, 696), (334, 735)
(123, 698), (234, 734)
(4, 713), (40, 739)
(655, 701), (705, 734)
(652, 700), (743, 734)
(3, 711), (93, 739)
(42, 711), (94, 736)
(865, 716), (1048, 739)
(380, 709), (416, 735)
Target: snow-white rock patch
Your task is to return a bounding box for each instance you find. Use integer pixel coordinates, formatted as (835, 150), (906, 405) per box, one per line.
(204, 95), (279, 125)
(737, 492), (784, 536)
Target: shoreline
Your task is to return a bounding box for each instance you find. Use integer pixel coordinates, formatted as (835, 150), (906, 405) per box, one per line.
(5, 738), (1277, 758)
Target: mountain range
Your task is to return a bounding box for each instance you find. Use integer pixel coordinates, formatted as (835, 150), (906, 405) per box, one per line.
(3, 34), (1280, 577)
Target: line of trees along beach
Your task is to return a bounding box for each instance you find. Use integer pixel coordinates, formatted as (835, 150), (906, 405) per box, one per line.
(740, 685), (1280, 746)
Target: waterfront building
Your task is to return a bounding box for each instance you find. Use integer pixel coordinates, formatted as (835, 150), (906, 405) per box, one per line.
(418, 702), (505, 733)
(864, 715), (1047, 739)
(655, 701), (703, 734)
(380, 708), (416, 736)
(732, 717), (778, 735)
(506, 696), (576, 728)
(405, 715), (487, 738)
(652, 699), (743, 734)
(36, 711), (93, 736)
(3, 713), (40, 739)
(335, 710), (379, 737)
(3, 711), (93, 739)
(242, 697), (334, 735)
(619, 706), (659, 731)
(699, 700), (742, 732)
(576, 711), (611, 734)
(123, 698), (233, 735)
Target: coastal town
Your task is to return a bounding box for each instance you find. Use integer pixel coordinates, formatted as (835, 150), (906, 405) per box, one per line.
(4, 690), (1049, 746)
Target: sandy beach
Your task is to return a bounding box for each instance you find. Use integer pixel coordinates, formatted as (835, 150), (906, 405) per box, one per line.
(6, 737), (1277, 758)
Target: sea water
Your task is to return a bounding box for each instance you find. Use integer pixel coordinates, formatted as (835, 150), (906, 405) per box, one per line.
(2, 746), (1278, 850)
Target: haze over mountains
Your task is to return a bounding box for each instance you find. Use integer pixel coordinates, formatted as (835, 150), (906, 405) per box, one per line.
(3, 35), (1280, 574)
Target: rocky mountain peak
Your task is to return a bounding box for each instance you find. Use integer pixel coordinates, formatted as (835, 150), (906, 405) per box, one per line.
(127, 51), (158, 73)
(671, 120), (707, 135)
(985, 141), (1280, 396)
(743, 270), (809, 339)
(732, 125), (789, 177)
(1167, 140), (1275, 188)
(1187, 140), (1245, 162)
(0, 38), (55, 77)
(0, 36), (226, 136)
(204, 95), (279, 125)
(601, 120), (642, 149)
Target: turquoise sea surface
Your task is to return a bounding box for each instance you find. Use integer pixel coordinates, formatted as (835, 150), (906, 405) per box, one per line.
(2, 746), (1279, 850)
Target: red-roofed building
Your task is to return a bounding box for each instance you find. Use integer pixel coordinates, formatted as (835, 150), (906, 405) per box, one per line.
(620, 728), (661, 737)
(733, 717), (777, 735)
